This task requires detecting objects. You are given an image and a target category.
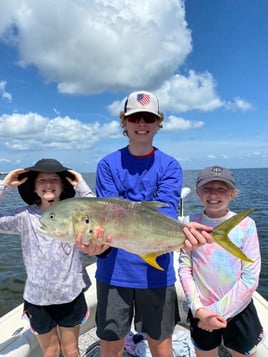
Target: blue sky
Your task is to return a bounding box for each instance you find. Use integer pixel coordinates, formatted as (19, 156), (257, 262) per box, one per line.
(0, 0), (267, 173)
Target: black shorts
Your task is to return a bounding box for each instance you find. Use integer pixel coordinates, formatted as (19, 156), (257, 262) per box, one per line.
(95, 281), (180, 341)
(23, 292), (89, 334)
(189, 300), (264, 354)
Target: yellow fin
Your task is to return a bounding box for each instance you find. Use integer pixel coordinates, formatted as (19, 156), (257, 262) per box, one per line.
(140, 254), (164, 271)
(212, 208), (256, 263)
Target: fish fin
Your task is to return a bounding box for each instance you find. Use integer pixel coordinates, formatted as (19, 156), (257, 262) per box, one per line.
(140, 254), (164, 270)
(212, 208), (256, 263)
(142, 201), (169, 211)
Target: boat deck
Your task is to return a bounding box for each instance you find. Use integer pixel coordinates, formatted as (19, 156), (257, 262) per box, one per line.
(79, 327), (132, 356)
(78, 325), (232, 357)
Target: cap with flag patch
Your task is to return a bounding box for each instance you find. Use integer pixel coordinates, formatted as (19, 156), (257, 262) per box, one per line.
(124, 91), (160, 117)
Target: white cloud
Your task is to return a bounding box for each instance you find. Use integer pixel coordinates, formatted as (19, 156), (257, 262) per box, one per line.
(0, 1), (253, 114)
(107, 100), (124, 117)
(207, 155), (217, 159)
(0, 81), (12, 102)
(163, 115), (204, 131)
(224, 97), (254, 111)
(0, 111), (207, 151)
(0, 0), (192, 94)
(0, 113), (121, 150)
(156, 71), (223, 112)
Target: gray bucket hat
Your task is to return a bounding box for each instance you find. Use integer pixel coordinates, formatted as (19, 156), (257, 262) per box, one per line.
(18, 158), (75, 204)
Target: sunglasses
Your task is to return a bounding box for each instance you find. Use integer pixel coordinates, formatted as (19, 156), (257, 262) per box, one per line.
(126, 113), (158, 123)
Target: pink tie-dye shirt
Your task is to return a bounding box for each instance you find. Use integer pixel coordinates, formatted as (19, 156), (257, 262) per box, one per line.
(178, 211), (261, 319)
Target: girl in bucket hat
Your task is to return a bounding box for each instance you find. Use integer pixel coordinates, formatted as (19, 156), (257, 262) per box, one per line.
(0, 158), (96, 356)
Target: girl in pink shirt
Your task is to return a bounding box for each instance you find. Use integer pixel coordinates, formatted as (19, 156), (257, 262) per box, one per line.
(179, 166), (263, 357)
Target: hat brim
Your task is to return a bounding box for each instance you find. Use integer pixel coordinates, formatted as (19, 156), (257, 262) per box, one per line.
(196, 177), (235, 189)
(124, 109), (160, 117)
(25, 163), (70, 172)
(18, 170), (75, 205)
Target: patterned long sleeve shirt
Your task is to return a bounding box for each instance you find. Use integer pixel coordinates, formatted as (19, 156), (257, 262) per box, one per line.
(178, 211), (261, 319)
(0, 179), (94, 305)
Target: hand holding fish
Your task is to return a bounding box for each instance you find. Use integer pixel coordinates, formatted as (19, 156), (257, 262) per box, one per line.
(3, 168), (29, 187)
(182, 222), (214, 250)
(76, 229), (112, 256)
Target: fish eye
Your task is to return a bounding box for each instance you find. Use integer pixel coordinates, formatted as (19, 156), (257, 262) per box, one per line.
(49, 212), (55, 220)
(82, 216), (90, 225)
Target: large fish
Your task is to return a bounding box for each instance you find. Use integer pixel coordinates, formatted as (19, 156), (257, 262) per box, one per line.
(38, 197), (254, 270)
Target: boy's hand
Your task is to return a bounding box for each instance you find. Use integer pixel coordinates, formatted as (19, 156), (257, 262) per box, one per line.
(75, 229), (111, 255)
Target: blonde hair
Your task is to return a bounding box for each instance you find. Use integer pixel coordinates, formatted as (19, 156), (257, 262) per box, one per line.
(119, 111), (164, 136)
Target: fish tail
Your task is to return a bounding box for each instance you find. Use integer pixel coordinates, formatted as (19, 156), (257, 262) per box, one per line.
(140, 254), (164, 270)
(212, 208), (256, 263)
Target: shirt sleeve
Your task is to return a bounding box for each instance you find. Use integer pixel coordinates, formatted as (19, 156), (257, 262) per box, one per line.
(154, 159), (182, 220)
(75, 179), (95, 197)
(0, 182), (22, 234)
(207, 219), (261, 319)
(96, 159), (119, 198)
(0, 181), (12, 203)
(179, 249), (204, 315)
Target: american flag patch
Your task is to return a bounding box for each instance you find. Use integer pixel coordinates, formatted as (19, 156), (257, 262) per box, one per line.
(137, 93), (150, 106)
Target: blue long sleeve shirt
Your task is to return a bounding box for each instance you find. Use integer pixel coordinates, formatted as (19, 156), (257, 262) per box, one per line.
(95, 146), (182, 288)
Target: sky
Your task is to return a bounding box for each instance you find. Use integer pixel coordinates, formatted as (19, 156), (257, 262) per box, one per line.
(0, 0), (267, 173)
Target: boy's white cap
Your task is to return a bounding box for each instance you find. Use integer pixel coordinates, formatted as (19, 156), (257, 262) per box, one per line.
(124, 91), (160, 117)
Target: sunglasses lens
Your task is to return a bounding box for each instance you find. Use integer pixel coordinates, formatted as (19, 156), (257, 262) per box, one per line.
(127, 113), (158, 123)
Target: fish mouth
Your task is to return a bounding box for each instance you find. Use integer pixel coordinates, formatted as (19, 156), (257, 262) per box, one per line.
(37, 224), (48, 235)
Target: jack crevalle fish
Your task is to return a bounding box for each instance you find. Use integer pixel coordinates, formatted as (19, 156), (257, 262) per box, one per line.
(38, 197), (255, 270)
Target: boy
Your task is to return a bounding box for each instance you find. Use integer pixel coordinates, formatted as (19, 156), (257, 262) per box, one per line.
(77, 91), (213, 357)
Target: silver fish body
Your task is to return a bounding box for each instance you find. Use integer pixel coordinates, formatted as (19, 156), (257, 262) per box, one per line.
(38, 197), (254, 270)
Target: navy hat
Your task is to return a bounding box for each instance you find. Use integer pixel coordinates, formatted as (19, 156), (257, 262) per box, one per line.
(196, 166), (236, 189)
(18, 159), (75, 204)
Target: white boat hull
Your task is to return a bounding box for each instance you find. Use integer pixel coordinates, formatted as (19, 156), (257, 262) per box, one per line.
(0, 262), (98, 357)
(1, 259), (268, 356)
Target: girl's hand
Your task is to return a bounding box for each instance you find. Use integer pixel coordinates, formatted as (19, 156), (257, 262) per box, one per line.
(182, 222), (213, 250)
(66, 169), (83, 186)
(3, 169), (29, 187)
(196, 308), (227, 332)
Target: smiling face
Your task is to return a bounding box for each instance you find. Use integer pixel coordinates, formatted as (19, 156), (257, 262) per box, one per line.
(34, 172), (64, 205)
(123, 112), (161, 151)
(196, 180), (236, 218)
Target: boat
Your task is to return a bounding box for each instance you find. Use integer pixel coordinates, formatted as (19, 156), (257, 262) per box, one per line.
(0, 188), (267, 356)
(1, 259), (268, 357)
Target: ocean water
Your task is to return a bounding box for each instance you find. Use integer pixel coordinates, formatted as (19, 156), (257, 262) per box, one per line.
(0, 168), (267, 317)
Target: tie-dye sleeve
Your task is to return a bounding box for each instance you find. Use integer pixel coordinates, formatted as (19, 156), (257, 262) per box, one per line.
(178, 214), (261, 319)
(207, 218), (261, 319)
(179, 248), (204, 316)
